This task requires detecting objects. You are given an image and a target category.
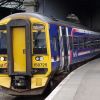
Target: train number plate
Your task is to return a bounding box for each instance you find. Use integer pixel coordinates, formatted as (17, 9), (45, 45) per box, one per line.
(33, 63), (47, 68)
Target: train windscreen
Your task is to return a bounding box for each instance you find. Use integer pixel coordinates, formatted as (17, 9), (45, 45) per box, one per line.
(33, 31), (47, 54)
(0, 31), (7, 54)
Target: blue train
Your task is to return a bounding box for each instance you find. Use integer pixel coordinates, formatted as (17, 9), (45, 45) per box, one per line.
(50, 20), (100, 71)
(0, 13), (99, 95)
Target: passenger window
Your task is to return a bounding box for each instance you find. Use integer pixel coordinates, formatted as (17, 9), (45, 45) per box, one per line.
(51, 37), (58, 52)
(62, 27), (66, 36)
(85, 37), (91, 48)
(95, 37), (100, 48)
(90, 37), (95, 48)
(79, 37), (84, 49)
(84, 37), (88, 48)
(69, 36), (72, 50)
(53, 38), (57, 51)
(61, 26), (68, 55)
(73, 36), (79, 50)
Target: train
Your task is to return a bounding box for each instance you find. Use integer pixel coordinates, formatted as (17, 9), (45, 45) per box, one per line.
(0, 13), (100, 95)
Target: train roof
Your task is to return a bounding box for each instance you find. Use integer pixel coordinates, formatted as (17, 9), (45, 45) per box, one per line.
(1, 12), (100, 34)
(2, 13), (52, 23)
(1, 13), (87, 29)
(1, 12), (99, 34)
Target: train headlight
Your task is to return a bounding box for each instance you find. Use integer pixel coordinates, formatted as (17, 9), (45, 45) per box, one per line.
(40, 57), (44, 61)
(0, 57), (7, 61)
(0, 57), (4, 61)
(35, 57), (40, 61)
(35, 56), (44, 61)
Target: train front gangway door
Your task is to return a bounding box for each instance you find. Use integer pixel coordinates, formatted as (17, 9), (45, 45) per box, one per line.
(13, 27), (26, 73)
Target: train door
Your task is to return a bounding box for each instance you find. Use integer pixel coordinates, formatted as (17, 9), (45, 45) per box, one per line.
(59, 26), (68, 70)
(7, 19), (32, 76)
(13, 27), (26, 72)
(49, 24), (60, 70)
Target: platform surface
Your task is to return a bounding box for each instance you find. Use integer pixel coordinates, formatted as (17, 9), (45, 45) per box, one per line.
(45, 58), (100, 100)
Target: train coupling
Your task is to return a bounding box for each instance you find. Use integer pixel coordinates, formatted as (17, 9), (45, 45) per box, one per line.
(11, 76), (31, 89)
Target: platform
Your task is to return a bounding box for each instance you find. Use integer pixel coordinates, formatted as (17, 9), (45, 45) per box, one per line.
(45, 58), (100, 100)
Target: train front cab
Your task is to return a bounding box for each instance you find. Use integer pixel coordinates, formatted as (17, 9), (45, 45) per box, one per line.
(0, 16), (51, 95)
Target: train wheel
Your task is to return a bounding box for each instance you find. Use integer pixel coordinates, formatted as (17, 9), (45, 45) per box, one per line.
(43, 80), (55, 96)
(67, 65), (72, 72)
(50, 80), (55, 91)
